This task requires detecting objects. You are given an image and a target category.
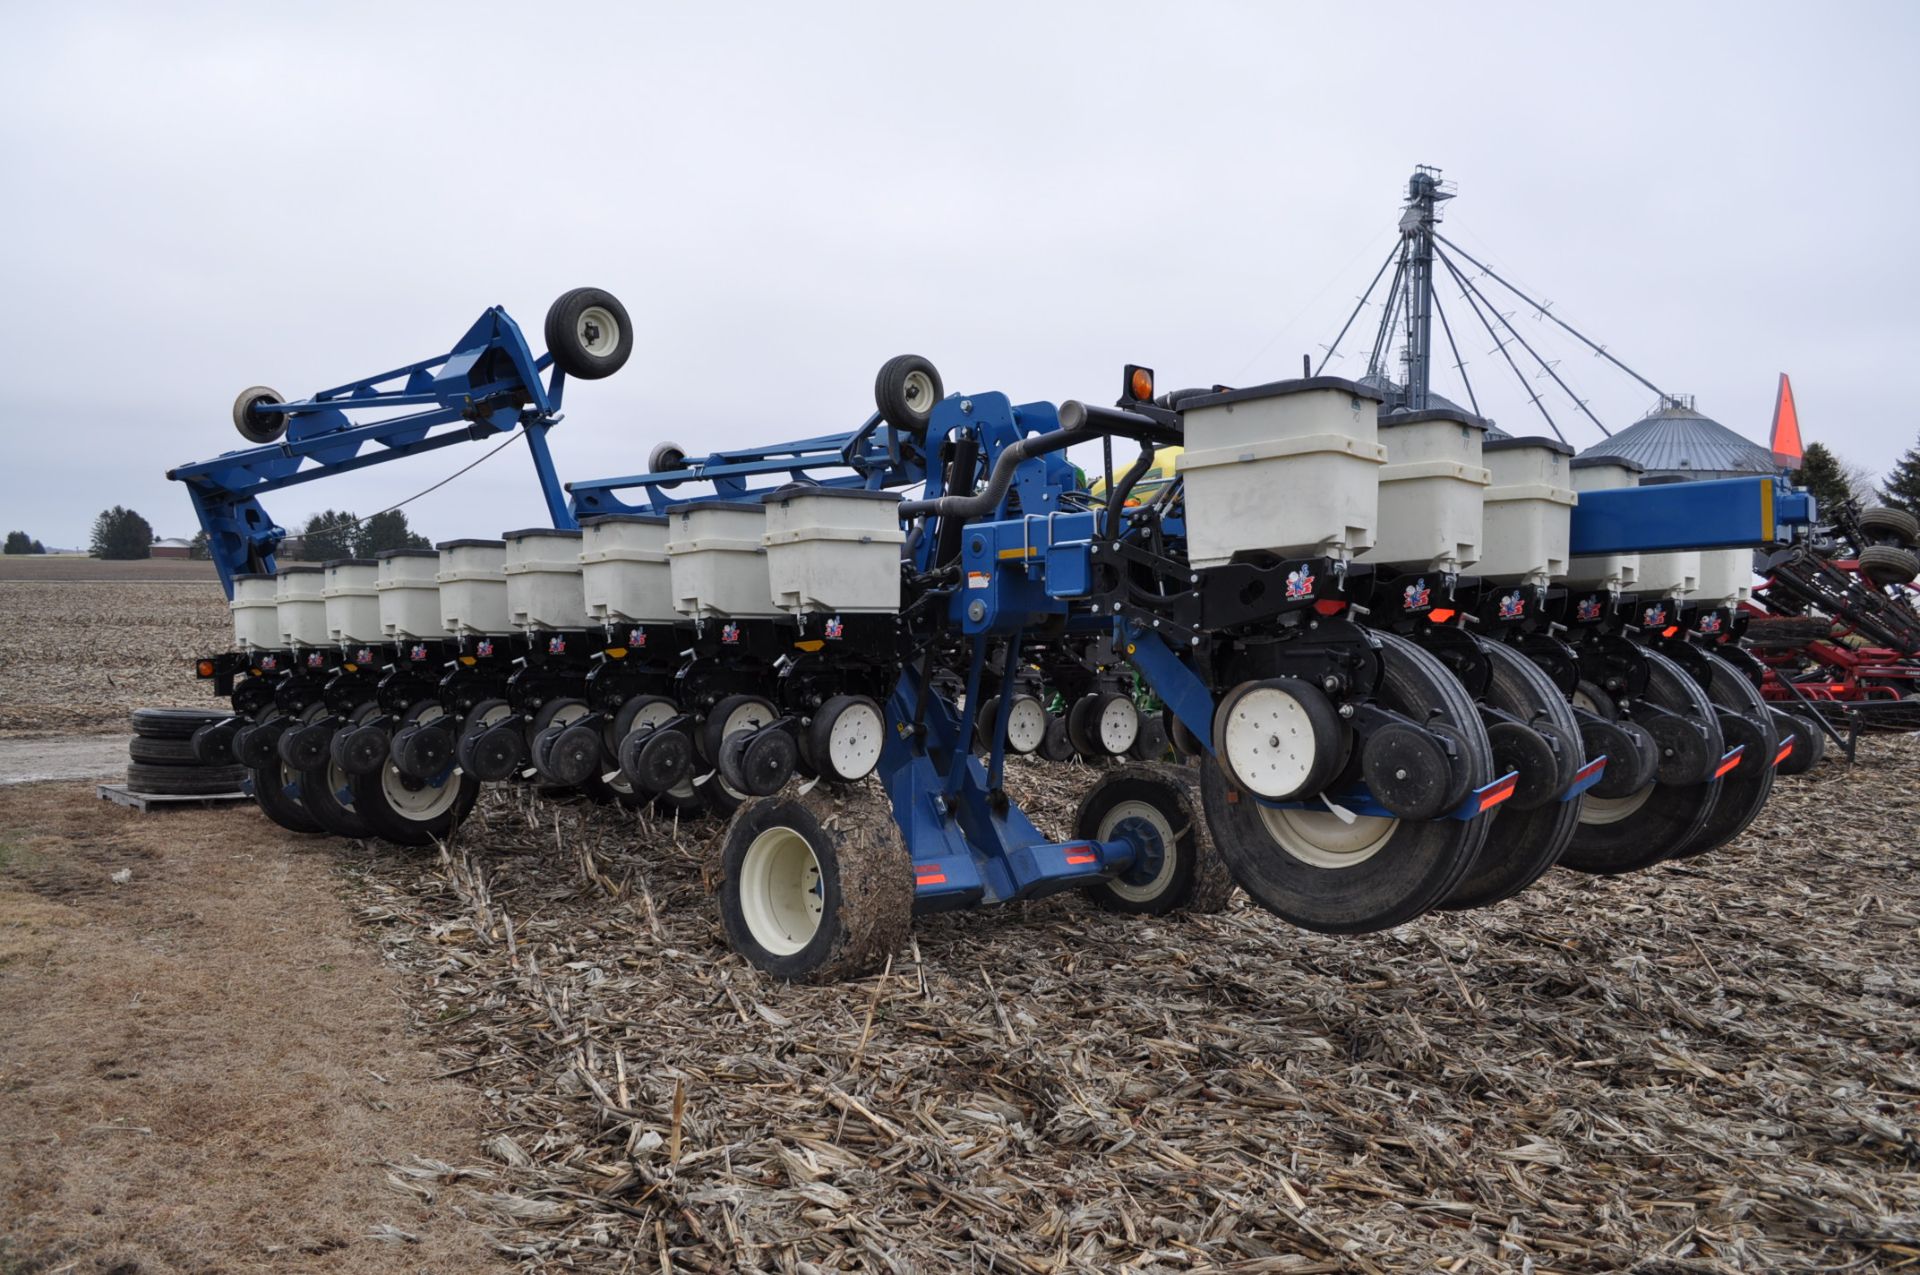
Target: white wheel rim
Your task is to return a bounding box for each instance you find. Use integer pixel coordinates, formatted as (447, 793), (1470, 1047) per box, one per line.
(381, 760), (458, 818)
(1580, 785), (1654, 826)
(825, 702), (883, 781)
(1100, 799), (1177, 902)
(1005, 697), (1047, 755)
(576, 306), (620, 358)
(721, 700), (773, 742)
(1223, 686), (1320, 798)
(738, 825), (824, 956)
(902, 369), (935, 415)
(1257, 804), (1398, 869)
(1099, 697), (1139, 755)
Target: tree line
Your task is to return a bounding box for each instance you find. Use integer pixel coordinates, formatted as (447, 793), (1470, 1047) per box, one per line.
(2, 508), (432, 560)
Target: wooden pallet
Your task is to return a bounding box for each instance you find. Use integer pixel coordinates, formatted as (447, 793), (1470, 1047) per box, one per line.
(96, 783), (250, 812)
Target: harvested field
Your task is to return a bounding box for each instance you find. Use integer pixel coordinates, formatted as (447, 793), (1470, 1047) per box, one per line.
(307, 739), (1913, 1273)
(0, 559), (228, 734)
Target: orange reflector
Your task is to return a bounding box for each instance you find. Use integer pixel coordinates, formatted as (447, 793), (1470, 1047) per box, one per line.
(460, 655), (477, 666)
(794, 639), (825, 653)
(1129, 367), (1154, 400)
(1428, 608), (1456, 624)
(1773, 739), (1794, 767)
(605, 647), (628, 659)
(1313, 599), (1347, 616)
(1477, 775), (1519, 812)
(914, 873), (947, 887)
(1066, 853), (1097, 866)
(1714, 748), (1744, 779)
(1662, 626), (1680, 638)
(196, 660), (215, 677)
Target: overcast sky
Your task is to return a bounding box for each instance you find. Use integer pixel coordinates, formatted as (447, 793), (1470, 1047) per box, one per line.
(3, 2), (1916, 550)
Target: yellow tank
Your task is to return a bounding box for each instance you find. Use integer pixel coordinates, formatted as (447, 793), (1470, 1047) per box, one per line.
(1088, 445), (1184, 505)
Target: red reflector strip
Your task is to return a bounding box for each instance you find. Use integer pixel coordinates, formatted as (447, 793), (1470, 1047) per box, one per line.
(1713, 746), (1745, 779)
(1572, 755), (1606, 782)
(1772, 739), (1794, 767)
(1065, 853), (1097, 866)
(914, 872), (947, 887)
(1477, 775), (1519, 811)
(1312, 599), (1347, 616)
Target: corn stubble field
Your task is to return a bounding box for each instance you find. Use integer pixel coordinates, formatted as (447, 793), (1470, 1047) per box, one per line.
(4, 560), (1917, 1272)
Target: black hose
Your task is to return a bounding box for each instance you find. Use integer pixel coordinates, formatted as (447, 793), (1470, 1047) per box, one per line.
(1104, 440), (1158, 541)
(896, 399), (1176, 520)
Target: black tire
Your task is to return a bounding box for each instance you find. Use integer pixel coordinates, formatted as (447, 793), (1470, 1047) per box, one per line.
(232, 385), (286, 445)
(247, 761), (324, 834)
(714, 787), (912, 982)
(1858, 505), (1920, 549)
(347, 763), (480, 848)
(1439, 640), (1587, 910)
(873, 354), (944, 437)
(1560, 649), (1722, 874)
(544, 287), (633, 380)
(1128, 714), (1171, 762)
(1164, 707), (1203, 758)
(1665, 652), (1778, 861)
(1858, 544), (1919, 588)
(1769, 709), (1824, 776)
(130, 706), (230, 740)
(1200, 631), (1494, 934)
(298, 758), (371, 839)
(1068, 691), (1140, 758)
(192, 716), (243, 766)
(123, 762), (247, 796)
(1038, 714), (1076, 762)
(807, 695), (886, 784)
(648, 441), (687, 474)
(128, 736), (200, 766)
(1073, 763), (1235, 914)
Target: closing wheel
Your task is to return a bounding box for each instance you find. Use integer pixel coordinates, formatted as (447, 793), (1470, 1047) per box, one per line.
(526, 699), (591, 786)
(192, 716), (244, 766)
(1211, 678), (1344, 800)
(701, 695), (777, 765)
(715, 788), (913, 982)
(1067, 691), (1140, 758)
(1770, 709), (1824, 776)
(720, 727), (799, 798)
(1128, 713), (1171, 762)
(1038, 714), (1076, 762)
(1072, 763), (1235, 915)
(606, 695), (678, 807)
(1200, 631), (1494, 933)
(232, 385), (286, 445)
(1561, 648), (1721, 875)
(621, 724), (695, 794)
(347, 704), (479, 847)
(544, 287), (633, 380)
(1664, 652), (1777, 861)
(290, 704), (369, 839)
(873, 354), (944, 438)
(248, 713), (323, 837)
(1439, 639), (1585, 911)
(808, 695), (886, 783)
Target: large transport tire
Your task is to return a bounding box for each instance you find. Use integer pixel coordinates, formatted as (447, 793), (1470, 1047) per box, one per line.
(544, 287), (633, 380)
(1770, 709), (1824, 776)
(1439, 639), (1586, 911)
(1200, 631), (1495, 934)
(1071, 762), (1235, 915)
(1857, 544), (1920, 588)
(130, 706), (229, 740)
(714, 786), (913, 982)
(873, 354), (944, 438)
(1858, 505), (1920, 549)
(1665, 652), (1778, 861)
(348, 702), (480, 846)
(248, 760), (324, 834)
(1560, 648), (1722, 875)
(124, 762), (247, 796)
(128, 735), (201, 766)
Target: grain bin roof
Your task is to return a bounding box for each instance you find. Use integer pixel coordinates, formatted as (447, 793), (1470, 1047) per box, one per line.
(1579, 396), (1777, 479)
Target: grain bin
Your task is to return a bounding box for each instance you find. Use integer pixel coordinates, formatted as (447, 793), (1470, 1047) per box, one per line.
(230, 572), (280, 650)
(504, 529), (592, 631)
(760, 486), (904, 614)
(1473, 437), (1576, 586)
(375, 548), (449, 640)
(1563, 456), (1644, 592)
(1364, 408), (1489, 573)
(1174, 378), (1386, 567)
(667, 501), (779, 620)
(437, 539), (510, 636)
(275, 565), (330, 649)
(322, 559), (382, 644)
(580, 514), (677, 626)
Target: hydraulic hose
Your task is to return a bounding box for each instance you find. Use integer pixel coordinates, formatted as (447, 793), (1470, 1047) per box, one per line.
(897, 400), (1176, 520)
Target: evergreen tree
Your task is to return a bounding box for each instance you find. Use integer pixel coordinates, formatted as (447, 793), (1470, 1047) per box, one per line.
(31, 539), (44, 554)
(3, 531), (32, 555)
(90, 507), (154, 560)
(353, 509), (431, 557)
(296, 510), (360, 561)
(1792, 443), (1853, 516)
(1879, 432), (1920, 514)
(189, 529), (210, 560)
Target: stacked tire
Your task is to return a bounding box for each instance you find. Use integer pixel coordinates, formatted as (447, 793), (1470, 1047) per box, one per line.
(125, 707), (247, 797)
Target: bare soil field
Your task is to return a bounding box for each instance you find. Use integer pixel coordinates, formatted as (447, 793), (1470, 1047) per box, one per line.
(0, 559), (229, 735)
(4, 736), (1917, 1273)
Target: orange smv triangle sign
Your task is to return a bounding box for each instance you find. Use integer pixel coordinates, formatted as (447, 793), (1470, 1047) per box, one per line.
(1770, 373), (1803, 468)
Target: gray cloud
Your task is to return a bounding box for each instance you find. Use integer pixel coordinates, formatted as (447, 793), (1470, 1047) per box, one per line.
(3, 1), (1915, 548)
